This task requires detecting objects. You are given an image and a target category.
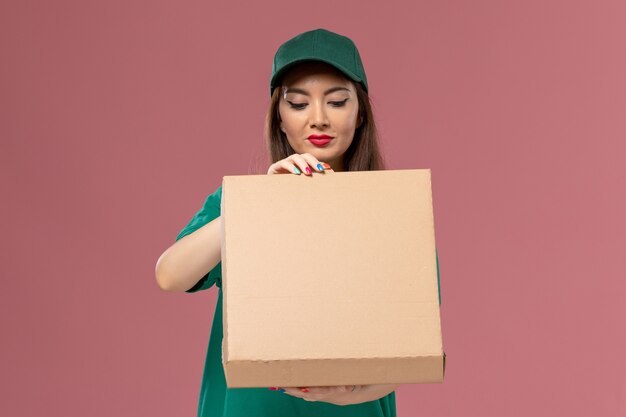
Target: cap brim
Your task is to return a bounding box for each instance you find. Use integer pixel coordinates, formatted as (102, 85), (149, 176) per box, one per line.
(270, 57), (363, 91)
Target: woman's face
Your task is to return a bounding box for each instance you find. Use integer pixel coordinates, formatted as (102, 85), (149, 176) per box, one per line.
(278, 62), (362, 171)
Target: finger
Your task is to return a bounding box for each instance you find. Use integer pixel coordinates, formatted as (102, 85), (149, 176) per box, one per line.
(301, 386), (330, 395)
(269, 160), (302, 175)
(279, 159), (305, 175)
(281, 387), (306, 398)
(287, 154), (313, 175)
(267, 162), (291, 175)
(299, 153), (326, 172)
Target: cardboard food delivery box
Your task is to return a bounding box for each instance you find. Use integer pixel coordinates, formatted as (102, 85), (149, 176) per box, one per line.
(220, 168), (445, 388)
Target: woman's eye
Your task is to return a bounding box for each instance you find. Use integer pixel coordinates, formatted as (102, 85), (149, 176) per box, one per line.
(287, 99), (348, 109)
(287, 101), (307, 110)
(329, 99), (348, 107)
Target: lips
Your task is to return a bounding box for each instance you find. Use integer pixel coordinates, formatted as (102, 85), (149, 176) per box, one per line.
(309, 138), (332, 146)
(308, 134), (333, 147)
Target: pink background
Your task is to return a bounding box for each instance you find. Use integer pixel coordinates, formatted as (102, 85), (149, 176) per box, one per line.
(2, 1), (625, 416)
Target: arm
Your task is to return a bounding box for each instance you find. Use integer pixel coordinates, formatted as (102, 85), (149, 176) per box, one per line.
(155, 215), (222, 292)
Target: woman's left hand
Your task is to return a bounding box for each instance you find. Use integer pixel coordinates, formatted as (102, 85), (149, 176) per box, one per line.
(279, 385), (362, 406)
(276, 384), (398, 406)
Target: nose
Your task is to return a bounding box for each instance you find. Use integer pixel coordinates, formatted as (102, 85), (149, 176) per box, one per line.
(309, 101), (329, 129)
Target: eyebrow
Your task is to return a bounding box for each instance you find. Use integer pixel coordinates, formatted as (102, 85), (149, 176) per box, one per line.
(284, 86), (351, 96)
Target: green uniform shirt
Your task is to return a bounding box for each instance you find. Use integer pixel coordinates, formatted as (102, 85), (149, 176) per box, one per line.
(176, 185), (441, 417)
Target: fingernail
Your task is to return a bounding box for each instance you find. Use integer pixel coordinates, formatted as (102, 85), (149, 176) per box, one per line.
(300, 388), (309, 393)
(278, 388), (286, 393)
(305, 167), (311, 175)
(294, 167), (301, 174)
(269, 387), (278, 391)
(322, 163), (331, 170)
(317, 163), (324, 171)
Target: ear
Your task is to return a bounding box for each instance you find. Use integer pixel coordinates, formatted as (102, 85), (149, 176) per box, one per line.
(357, 115), (363, 128)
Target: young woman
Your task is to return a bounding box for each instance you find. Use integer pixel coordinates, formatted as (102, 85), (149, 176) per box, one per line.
(156, 28), (400, 417)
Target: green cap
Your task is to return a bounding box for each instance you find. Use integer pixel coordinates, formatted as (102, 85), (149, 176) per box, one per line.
(270, 28), (369, 96)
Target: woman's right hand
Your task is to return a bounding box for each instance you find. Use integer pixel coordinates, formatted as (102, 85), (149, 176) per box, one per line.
(267, 153), (333, 175)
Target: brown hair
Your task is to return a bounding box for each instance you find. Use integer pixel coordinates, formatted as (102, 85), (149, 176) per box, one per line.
(263, 80), (386, 172)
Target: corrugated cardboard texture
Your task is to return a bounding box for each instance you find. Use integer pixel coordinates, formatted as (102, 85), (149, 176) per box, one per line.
(221, 169), (443, 388)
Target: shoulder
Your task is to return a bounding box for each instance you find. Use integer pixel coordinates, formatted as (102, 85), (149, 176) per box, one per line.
(203, 184), (223, 207)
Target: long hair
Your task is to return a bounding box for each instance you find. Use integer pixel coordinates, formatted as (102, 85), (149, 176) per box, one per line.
(264, 81), (386, 172)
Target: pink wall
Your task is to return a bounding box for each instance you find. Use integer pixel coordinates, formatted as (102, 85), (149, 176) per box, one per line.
(2, 1), (625, 416)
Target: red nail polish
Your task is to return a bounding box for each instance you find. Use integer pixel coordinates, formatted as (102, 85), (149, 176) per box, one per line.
(269, 387), (277, 390)
(305, 167), (311, 175)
